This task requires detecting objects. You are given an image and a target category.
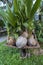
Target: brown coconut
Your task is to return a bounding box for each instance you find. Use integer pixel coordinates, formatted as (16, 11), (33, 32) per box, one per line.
(7, 37), (16, 46)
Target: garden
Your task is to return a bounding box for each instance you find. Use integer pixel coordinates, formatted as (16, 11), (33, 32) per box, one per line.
(0, 0), (43, 65)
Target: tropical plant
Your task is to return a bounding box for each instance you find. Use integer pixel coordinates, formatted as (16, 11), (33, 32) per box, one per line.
(35, 21), (43, 43)
(0, 20), (4, 28)
(0, 0), (41, 38)
(34, 2), (43, 43)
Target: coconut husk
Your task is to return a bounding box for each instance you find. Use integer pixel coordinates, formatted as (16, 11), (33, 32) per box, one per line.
(7, 37), (16, 46)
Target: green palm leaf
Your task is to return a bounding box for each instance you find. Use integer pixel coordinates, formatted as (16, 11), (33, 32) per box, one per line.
(6, 4), (18, 26)
(0, 0), (42, 34)
(30, 0), (41, 20)
(0, 9), (7, 22)
(0, 4), (18, 27)
(13, 0), (19, 13)
(25, 0), (33, 17)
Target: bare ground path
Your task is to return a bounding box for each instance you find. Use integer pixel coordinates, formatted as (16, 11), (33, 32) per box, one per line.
(0, 36), (7, 42)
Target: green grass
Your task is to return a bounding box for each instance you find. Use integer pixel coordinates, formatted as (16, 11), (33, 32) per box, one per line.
(0, 41), (43, 65)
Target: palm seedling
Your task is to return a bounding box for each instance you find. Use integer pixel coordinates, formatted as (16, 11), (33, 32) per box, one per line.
(0, 0), (41, 46)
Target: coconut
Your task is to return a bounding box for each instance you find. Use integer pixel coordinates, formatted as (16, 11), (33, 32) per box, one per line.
(28, 35), (37, 46)
(22, 32), (28, 38)
(7, 37), (16, 45)
(16, 36), (27, 48)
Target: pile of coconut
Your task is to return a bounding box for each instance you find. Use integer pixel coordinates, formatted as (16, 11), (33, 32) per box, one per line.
(7, 30), (37, 48)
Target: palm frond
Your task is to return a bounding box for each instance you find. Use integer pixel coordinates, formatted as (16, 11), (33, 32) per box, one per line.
(25, 0), (33, 17)
(30, 0), (41, 20)
(13, 0), (19, 13)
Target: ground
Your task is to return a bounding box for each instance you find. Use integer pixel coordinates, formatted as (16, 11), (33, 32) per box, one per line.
(0, 41), (43, 65)
(0, 36), (7, 42)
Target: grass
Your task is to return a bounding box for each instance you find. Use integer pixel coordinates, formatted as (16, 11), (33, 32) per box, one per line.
(0, 41), (43, 65)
